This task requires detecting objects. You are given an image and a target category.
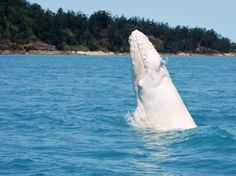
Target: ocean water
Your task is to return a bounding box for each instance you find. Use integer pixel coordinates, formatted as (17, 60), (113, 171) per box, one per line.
(0, 55), (235, 176)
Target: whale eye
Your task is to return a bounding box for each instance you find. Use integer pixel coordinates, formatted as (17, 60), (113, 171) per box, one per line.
(159, 61), (165, 71)
(155, 61), (164, 72)
(160, 61), (164, 68)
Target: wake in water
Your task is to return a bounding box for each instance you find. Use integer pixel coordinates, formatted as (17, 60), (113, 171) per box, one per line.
(125, 112), (170, 131)
(125, 111), (146, 129)
(125, 111), (236, 144)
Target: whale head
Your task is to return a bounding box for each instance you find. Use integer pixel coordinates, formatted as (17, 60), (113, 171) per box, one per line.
(129, 30), (168, 96)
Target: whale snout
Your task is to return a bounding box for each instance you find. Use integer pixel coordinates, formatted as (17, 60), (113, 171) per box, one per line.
(129, 30), (163, 81)
(129, 30), (146, 82)
(129, 30), (150, 59)
(129, 30), (145, 47)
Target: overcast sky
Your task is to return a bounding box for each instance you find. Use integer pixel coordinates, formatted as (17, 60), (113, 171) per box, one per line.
(28, 0), (236, 42)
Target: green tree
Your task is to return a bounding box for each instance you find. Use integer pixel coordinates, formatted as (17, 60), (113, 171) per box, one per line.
(0, 0), (235, 53)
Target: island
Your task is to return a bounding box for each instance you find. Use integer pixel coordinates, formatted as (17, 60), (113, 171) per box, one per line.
(0, 0), (236, 56)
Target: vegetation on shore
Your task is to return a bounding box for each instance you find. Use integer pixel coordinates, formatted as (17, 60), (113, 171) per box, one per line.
(0, 0), (236, 54)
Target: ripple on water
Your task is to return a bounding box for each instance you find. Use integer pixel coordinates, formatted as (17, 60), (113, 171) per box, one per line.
(0, 55), (236, 175)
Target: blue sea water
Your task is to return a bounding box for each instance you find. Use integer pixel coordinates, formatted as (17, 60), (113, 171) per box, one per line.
(0, 55), (236, 176)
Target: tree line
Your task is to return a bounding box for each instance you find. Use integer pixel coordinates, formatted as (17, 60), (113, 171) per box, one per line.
(0, 0), (236, 53)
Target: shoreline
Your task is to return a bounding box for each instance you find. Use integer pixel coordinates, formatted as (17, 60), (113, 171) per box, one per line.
(0, 50), (236, 57)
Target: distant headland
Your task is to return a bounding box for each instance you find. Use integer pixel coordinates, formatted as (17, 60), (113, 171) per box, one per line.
(0, 0), (236, 56)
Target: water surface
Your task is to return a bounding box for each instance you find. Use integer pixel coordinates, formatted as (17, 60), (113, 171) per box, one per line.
(0, 55), (236, 175)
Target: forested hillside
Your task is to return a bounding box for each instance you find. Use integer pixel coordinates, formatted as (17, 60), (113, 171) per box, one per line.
(0, 0), (236, 53)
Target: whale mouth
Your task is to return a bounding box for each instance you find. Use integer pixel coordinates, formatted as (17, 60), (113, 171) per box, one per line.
(129, 30), (163, 84)
(129, 30), (147, 80)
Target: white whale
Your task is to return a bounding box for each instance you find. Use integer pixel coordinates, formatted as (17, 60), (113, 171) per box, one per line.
(129, 30), (197, 131)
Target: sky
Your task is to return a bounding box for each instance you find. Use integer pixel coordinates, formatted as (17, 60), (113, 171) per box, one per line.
(28, 0), (236, 42)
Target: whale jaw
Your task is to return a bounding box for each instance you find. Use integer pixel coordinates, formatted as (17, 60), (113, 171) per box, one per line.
(129, 30), (168, 102)
(129, 30), (164, 85)
(129, 30), (197, 131)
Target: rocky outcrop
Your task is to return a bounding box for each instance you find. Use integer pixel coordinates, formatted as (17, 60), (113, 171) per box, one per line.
(194, 47), (219, 54)
(24, 42), (56, 51)
(0, 41), (56, 53)
(0, 42), (25, 50)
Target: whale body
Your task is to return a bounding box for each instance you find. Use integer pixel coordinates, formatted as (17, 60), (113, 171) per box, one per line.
(129, 30), (197, 131)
